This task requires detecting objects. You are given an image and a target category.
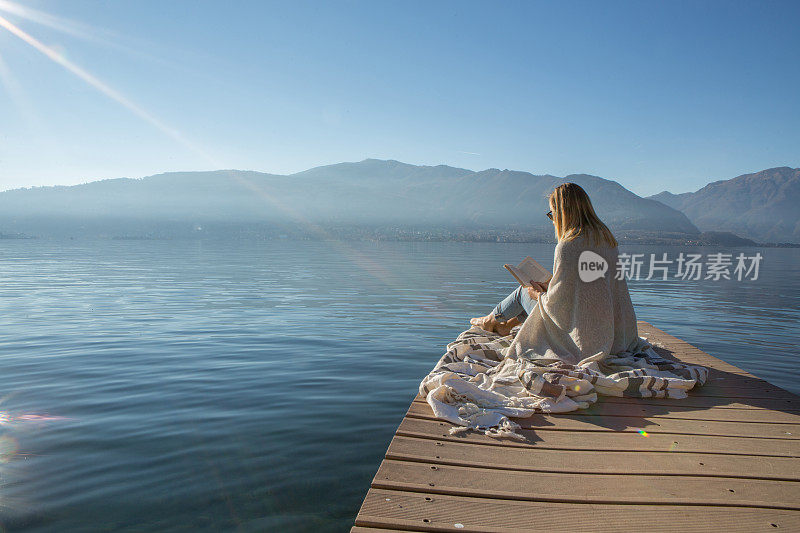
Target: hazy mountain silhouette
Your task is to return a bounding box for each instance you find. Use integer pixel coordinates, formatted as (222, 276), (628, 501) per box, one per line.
(649, 167), (800, 243)
(0, 159), (700, 239)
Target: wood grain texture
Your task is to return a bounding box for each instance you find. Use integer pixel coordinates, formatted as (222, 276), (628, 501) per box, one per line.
(385, 435), (800, 481)
(357, 488), (800, 532)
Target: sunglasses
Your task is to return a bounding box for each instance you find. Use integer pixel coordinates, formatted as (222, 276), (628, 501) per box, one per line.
(546, 210), (553, 221)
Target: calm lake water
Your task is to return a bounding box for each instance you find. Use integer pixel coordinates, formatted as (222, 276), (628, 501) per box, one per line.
(0, 239), (798, 531)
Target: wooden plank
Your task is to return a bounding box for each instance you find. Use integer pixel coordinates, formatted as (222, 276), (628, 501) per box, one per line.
(350, 526), (421, 533)
(356, 488), (800, 532)
(691, 374), (799, 395)
(386, 435), (800, 481)
(610, 376), (798, 401)
(645, 386), (797, 401)
(350, 526), (419, 533)
(404, 402), (800, 439)
(410, 397), (800, 423)
(397, 417), (800, 457)
(694, 370), (794, 389)
(372, 459), (800, 510)
(543, 399), (800, 423)
(600, 395), (800, 411)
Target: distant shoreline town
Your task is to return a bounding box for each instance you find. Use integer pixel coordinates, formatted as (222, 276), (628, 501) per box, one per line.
(2, 227), (797, 248)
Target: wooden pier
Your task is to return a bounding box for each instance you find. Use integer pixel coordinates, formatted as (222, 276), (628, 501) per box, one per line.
(352, 321), (800, 532)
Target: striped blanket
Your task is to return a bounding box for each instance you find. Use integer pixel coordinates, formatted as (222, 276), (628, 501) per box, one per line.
(419, 326), (709, 439)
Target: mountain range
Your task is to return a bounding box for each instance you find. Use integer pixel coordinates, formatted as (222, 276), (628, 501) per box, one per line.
(648, 167), (799, 244)
(0, 160), (796, 243)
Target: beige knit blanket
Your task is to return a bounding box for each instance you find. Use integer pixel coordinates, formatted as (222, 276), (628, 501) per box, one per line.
(419, 326), (708, 438)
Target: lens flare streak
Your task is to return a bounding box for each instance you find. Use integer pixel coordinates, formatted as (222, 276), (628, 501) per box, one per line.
(0, 412), (68, 425)
(0, 13), (205, 160)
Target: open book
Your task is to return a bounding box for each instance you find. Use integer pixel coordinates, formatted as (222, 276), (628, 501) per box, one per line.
(504, 256), (552, 287)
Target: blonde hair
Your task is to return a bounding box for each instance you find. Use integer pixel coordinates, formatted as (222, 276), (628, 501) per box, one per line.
(549, 183), (618, 247)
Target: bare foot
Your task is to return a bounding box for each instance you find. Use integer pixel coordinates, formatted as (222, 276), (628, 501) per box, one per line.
(469, 313), (497, 332)
(495, 316), (521, 336)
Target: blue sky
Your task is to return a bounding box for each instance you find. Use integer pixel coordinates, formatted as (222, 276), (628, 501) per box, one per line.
(0, 0), (797, 196)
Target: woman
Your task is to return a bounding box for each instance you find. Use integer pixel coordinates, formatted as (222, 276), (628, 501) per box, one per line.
(470, 182), (640, 364)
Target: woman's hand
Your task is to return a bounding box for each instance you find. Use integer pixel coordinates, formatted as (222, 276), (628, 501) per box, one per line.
(526, 282), (547, 300)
